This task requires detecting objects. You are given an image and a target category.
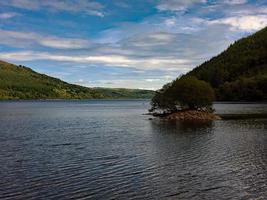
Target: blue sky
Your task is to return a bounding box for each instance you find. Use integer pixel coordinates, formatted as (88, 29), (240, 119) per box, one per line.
(0, 0), (267, 89)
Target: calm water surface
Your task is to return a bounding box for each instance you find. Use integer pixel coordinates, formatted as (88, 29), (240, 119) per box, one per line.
(0, 100), (266, 200)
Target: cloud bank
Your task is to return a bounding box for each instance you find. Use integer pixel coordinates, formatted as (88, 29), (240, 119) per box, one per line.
(0, 0), (105, 17)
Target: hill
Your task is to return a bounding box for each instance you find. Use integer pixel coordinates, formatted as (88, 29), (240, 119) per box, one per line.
(153, 26), (267, 103)
(186, 26), (267, 101)
(0, 60), (154, 100)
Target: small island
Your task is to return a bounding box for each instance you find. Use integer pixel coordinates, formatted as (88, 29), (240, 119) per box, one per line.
(149, 76), (221, 121)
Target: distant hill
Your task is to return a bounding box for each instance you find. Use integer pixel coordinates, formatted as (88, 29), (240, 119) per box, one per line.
(186, 26), (267, 101)
(0, 60), (154, 100)
(184, 26), (267, 101)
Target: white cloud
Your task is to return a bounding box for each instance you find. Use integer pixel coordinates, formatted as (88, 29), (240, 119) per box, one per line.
(0, 51), (190, 71)
(210, 15), (267, 31)
(164, 18), (176, 27)
(145, 78), (161, 82)
(0, 19), (239, 74)
(258, 7), (267, 14)
(0, 29), (91, 49)
(0, 12), (19, 19)
(75, 79), (167, 90)
(157, 0), (207, 12)
(0, 0), (105, 17)
(39, 38), (91, 49)
(223, 0), (247, 5)
(124, 32), (176, 47)
(148, 32), (175, 42)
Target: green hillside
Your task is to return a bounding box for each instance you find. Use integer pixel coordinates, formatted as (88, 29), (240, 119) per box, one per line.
(187, 26), (267, 101)
(95, 88), (156, 99)
(154, 26), (267, 103)
(0, 60), (154, 100)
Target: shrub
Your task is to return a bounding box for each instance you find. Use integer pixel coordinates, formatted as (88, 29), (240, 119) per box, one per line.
(150, 76), (215, 113)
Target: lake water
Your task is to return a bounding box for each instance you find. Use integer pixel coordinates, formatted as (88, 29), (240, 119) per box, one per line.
(0, 100), (266, 200)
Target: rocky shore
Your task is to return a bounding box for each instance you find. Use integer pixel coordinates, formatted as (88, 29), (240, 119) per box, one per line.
(153, 110), (221, 121)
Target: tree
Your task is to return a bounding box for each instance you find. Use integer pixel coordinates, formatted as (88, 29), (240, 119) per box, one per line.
(149, 82), (177, 113)
(150, 76), (215, 113)
(171, 76), (215, 110)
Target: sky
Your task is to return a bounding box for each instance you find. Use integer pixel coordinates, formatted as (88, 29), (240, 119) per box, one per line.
(0, 0), (267, 90)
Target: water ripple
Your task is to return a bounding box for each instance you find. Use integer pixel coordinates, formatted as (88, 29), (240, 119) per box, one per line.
(0, 101), (266, 199)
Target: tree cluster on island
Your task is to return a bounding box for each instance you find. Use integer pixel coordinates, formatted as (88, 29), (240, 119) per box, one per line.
(149, 76), (215, 115)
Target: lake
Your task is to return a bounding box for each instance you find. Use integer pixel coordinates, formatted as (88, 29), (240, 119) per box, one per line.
(0, 100), (266, 200)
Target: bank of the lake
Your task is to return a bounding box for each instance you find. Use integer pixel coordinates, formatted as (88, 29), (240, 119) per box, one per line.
(154, 110), (221, 121)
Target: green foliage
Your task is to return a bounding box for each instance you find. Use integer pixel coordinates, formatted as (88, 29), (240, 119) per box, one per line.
(0, 61), (154, 100)
(150, 76), (215, 112)
(187, 26), (267, 101)
(149, 83), (177, 113)
(171, 76), (215, 109)
(94, 88), (155, 99)
(218, 75), (267, 101)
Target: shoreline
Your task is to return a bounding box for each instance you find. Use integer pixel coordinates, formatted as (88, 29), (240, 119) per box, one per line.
(149, 110), (267, 121)
(151, 110), (221, 121)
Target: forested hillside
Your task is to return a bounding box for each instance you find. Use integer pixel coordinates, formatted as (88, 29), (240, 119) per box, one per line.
(187, 26), (267, 101)
(154, 27), (267, 101)
(0, 60), (154, 100)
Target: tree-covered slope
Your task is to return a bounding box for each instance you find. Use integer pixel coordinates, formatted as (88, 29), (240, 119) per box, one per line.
(0, 60), (154, 100)
(187, 26), (267, 101)
(95, 88), (156, 99)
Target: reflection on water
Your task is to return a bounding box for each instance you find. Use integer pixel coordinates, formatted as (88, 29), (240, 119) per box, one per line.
(0, 100), (266, 199)
(151, 119), (214, 132)
(214, 102), (267, 114)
